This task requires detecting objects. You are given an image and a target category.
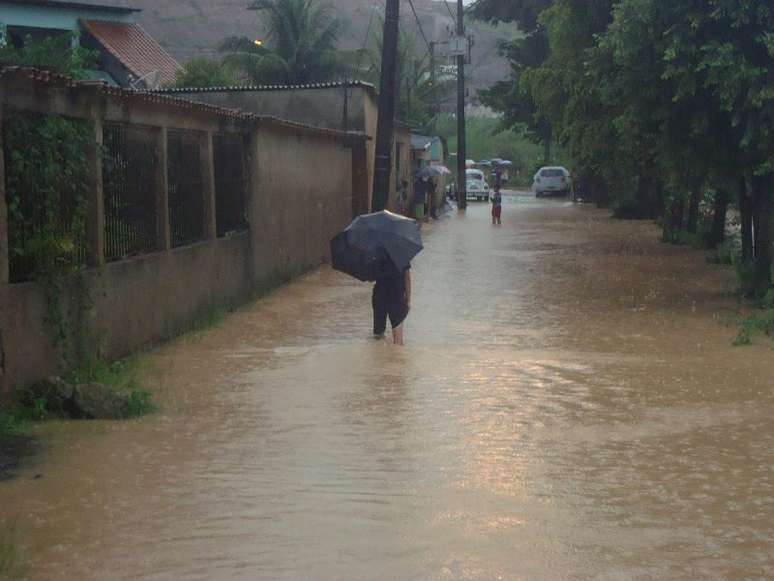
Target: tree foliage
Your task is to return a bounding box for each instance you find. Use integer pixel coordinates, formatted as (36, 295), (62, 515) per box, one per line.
(169, 58), (238, 88)
(1, 34), (97, 359)
(220, 0), (343, 85)
(471, 1), (554, 162)
(0, 33), (96, 78)
(474, 0), (774, 297)
(468, 0), (550, 33)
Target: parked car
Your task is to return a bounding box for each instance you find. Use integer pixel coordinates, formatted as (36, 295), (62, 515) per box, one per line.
(466, 169), (490, 201)
(533, 166), (572, 197)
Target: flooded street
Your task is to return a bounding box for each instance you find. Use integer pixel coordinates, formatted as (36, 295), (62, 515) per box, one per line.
(3, 194), (774, 579)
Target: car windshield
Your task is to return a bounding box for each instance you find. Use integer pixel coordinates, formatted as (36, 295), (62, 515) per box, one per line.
(540, 169), (564, 178)
(467, 170), (484, 180)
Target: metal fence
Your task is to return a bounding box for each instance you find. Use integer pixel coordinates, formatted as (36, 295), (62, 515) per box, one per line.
(103, 123), (160, 261)
(213, 133), (249, 237)
(167, 130), (206, 248)
(4, 110), (88, 282)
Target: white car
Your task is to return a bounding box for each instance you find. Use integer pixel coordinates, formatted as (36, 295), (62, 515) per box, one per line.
(466, 169), (490, 201)
(533, 166), (572, 197)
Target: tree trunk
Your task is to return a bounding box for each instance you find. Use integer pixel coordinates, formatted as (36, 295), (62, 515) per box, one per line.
(543, 136), (551, 166)
(686, 185), (702, 233)
(706, 187), (729, 249)
(663, 196), (685, 242)
(638, 175), (664, 220)
(740, 177), (754, 262)
(591, 174), (609, 208)
(751, 174), (774, 296)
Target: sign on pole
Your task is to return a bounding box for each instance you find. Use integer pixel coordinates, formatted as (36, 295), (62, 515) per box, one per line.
(446, 36), (467, 57)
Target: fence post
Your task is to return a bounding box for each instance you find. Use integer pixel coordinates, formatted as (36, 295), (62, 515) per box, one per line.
(86, 113), (106, 267)
(203, 131), (217, 239)
(156, 127), (171, 251)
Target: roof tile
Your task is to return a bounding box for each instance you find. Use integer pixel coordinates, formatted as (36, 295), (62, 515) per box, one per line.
(81, 19), (181, 88)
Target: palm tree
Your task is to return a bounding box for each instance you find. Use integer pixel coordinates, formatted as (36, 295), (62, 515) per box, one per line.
(220, 0), (342, 85)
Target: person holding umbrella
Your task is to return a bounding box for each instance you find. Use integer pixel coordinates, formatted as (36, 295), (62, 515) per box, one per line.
(371, 251), (412, 344)
(330, 211), (423, 345)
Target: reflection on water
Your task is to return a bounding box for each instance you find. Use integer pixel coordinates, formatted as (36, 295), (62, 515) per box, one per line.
(2, 194), (773, 580)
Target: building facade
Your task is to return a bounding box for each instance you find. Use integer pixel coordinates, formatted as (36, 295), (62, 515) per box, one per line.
(0, 0), (180, 88)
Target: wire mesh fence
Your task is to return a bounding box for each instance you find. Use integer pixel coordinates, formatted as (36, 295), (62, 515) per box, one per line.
(103, 123), (161, 261)
(213, 133), (249, 237)
(167, 130), (206, 248)
(3, 110), (90, 283)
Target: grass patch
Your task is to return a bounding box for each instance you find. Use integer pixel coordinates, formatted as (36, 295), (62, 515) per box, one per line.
(65, 355), (156, 419)
(734, 308), (774, 346)
(0, 526), (26, 580)
(8, 355), (156, 422)
(734, 267), (774, 345)
(706, 235), (740, 266)
(0, 410), (28, 438)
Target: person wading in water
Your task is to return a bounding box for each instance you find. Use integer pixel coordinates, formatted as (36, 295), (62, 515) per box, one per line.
(491, 185), (503, 225)
(372, 255), (412, 345)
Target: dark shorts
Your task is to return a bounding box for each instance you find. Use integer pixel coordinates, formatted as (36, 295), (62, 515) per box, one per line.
(373, 280), (409, 335)
(492, 205), (502, 218)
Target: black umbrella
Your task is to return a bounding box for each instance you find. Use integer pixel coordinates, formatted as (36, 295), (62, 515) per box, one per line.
(330, 211), (423, 282)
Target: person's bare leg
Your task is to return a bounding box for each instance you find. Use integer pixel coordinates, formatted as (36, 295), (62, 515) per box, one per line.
(392, 324), (404, 345)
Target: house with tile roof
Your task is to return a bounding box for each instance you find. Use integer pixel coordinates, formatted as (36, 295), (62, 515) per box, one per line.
(0, 0), (180, 88)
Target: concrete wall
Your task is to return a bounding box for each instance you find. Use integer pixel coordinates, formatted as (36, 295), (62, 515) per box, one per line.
(0, 70), (365, 395)
(250, 126), (353, 285)
(7, 236), (253, 388)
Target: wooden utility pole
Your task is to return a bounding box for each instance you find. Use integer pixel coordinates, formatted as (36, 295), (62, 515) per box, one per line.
(429, 41), (437, 118)
(371, 0), (401, 213)
(456, 0), (467, 210)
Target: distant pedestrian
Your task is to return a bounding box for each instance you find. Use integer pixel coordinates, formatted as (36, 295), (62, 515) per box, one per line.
(427, 178), (437, 219)
(373, 260), (412, 345)
(396, 179), (409, 216)
(491, 186), (502, 225)
(493, 168), (503, 191)
(413, 176), (427, 220)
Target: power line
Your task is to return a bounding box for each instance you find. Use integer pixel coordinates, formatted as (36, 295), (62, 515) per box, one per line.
(443, 0), (456, 23)
(406, 0), (432, 57)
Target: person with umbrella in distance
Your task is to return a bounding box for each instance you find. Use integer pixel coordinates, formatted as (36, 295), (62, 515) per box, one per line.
(330, 211), (423, 345)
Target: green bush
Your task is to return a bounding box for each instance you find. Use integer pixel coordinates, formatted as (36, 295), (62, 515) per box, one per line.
(67, 356), (156, 419)
(707, 235), (740, 266)
(0, 409), (28, 437)
(734, 268), (774, 345)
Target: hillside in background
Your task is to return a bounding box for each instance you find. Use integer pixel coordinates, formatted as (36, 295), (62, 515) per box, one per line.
(90, 0), (518, 100)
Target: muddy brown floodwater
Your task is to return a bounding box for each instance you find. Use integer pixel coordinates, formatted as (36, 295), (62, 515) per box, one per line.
(2, 194), (774, 580)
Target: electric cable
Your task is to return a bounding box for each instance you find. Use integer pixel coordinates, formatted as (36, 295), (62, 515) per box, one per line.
(443, 0), (456, 23)
(406, 0), (433, 57)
